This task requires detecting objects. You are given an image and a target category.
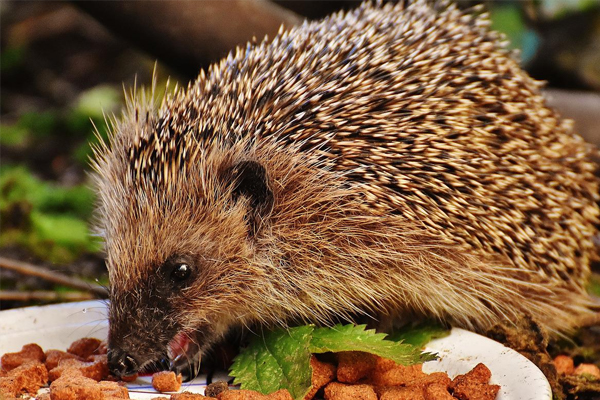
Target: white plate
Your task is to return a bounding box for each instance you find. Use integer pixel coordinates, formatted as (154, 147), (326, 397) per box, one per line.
(0, 301), (551, 399)
(424, 329), (551, 400)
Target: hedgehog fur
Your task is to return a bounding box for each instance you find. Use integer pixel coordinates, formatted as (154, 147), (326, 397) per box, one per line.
(92, 0), (599, 376)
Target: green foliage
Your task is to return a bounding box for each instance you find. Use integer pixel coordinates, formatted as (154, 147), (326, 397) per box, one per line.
(0, 123), (29, 147)
(538, 0), (599, 19)
(0, 165), (100, 263)
(489, 4), (540, 65)
(70, 86), (119, 164)
(588, 273), (600, 297)
(1, 85), (118, 166)
(310, 324), (436, 364)
(386, 322), (450, 348)
(230, 324), (441, 400)
(0, 46), (25, 72)
(230, 326), (314, 399)
(0, 110), (58, 147)
(0, 85), (121, 264)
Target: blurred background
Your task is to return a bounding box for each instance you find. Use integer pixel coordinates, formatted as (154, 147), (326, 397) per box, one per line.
(1, 0), (600, 308)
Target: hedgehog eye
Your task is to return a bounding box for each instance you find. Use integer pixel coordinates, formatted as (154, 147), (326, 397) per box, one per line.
(171, 263), (191, 281)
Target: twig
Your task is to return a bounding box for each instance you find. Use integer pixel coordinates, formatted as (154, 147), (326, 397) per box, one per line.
(75, 0), (303, 78)
(0, 290), (98, 302)
(0, 256), (108, 298)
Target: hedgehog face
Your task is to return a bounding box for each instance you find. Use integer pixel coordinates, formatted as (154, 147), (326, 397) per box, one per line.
(104, 158), (275, 378)
(106, 252), (225, 379)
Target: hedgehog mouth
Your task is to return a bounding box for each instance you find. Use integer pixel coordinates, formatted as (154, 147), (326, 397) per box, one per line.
(167, 330), (202, 379)
(168, 331), (192, 359)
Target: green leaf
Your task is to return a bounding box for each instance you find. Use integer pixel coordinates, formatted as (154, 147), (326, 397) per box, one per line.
(386, 322), (450, 348)
(310, 324), (437, 365)
(230, 324), (440, 400)
(230, 326), (314, 399)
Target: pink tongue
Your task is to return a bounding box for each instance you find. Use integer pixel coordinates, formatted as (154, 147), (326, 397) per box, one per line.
(169, 332), (191, 357)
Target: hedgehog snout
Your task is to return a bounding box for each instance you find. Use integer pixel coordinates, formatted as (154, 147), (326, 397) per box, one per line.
(107, 282), (180, 376)
(107, 347), (139, 378)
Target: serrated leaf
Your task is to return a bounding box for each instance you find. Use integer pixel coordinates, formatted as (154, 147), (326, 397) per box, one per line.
(230, 325), (314, 399)
(309, 324), (437, 365)
(230, 323), (440, 400)
(386, 322), (450, 348)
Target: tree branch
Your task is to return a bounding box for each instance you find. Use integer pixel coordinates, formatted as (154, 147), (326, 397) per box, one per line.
(75, 0), (303, 78)
(0, 290), (99, 302)
(0, 257), (108, 298)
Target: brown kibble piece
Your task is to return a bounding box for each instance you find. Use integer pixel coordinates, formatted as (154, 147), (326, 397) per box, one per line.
(45, 350), (80, 371)
(304, 356), (336, 400)
(410, 372), (451, 389)
(1, 343), (46, 372)
(205, 381), (229, 397)
(218, 389), (292, 400)
(50, 373), (127, 400)
(324, 382), (377, 400)
(0, 378), (15, 398)
(452, 383), (500, 400)
(369, 361), (425, 386)
(49, 356), (109, 382)
(573, 363), (600, 379)
(266, 389), (294, 400)
(98, 380), (129, 398)
(373, 357), (397, 374)
(553, 355), (575, 375)
(67, 338), (104, 359)
(120, 372), (138, 382)
(173, 391), (217, 399)
(376, 385), (425, 400)
(49, 372), (103, 400)
(336, 352), (376, 383)
(450, 364), (500, 400)
(0, 361), (48, 397)
(424, 383), (454, 400)
(450, 364), (492, 387)
(152, 371), (183, 393)
(96, 341), (108, 355)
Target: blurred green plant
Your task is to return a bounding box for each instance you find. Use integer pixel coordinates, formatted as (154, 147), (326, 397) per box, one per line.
(589, 273), (600, 297)
(0, 46), (26, 73)
(489, 3), (541, 65)
(70, 85), (121, 164)
(0, 85), (123, 263)
(537, 0), (599, 19)
(0, 85), (119, 162)
(0, 165), (101, 263)
(0, 111), (58, 148)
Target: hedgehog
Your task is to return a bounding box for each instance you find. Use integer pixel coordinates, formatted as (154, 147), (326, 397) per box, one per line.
(92, 0), (599, 378)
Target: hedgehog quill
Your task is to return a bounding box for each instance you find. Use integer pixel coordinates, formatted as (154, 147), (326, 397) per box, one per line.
(92, 1), (599, 378)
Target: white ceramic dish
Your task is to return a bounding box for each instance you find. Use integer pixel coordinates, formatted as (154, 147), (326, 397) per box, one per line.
(0, 301), (551, 399)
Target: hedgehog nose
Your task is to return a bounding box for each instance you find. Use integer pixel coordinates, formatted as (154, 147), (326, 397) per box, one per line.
(108, 348), (139, 377)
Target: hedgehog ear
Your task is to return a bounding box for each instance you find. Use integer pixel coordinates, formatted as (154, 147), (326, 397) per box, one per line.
(227, 160), (274, 235)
